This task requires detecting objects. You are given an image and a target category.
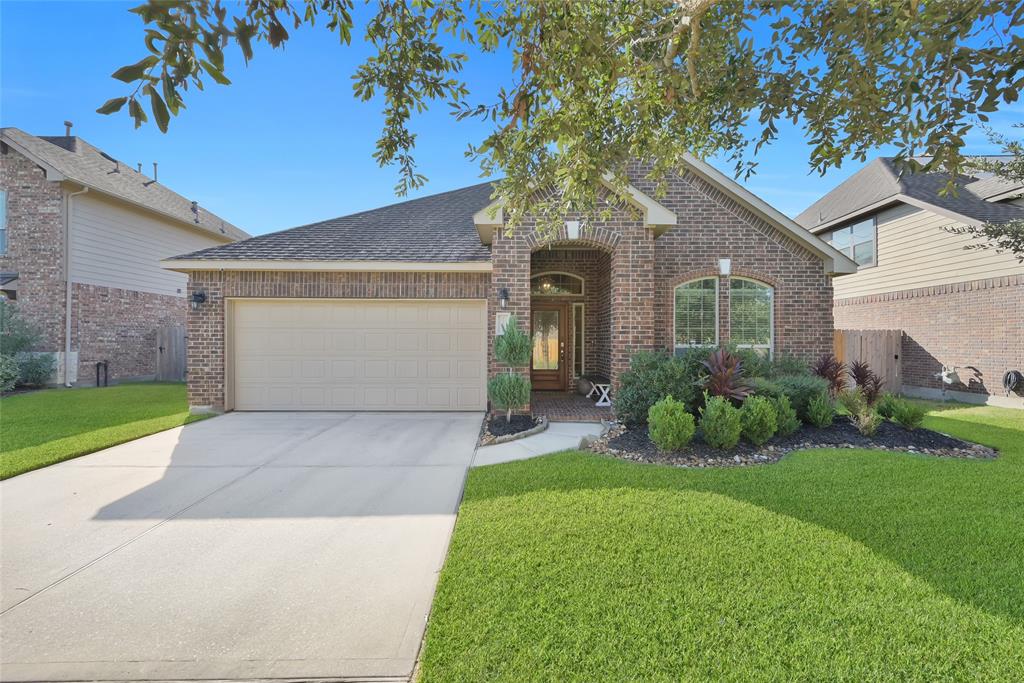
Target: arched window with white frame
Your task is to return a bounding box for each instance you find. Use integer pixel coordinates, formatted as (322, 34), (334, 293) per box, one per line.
(729, 277), (774, 355)
(530, 272), (584, 296)
(673, 277), (718, 352)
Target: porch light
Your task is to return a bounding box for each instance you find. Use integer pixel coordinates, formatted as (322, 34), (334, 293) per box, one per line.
(719, 258), (732, 276)
(190, 290), (207, 310)
(498, 287), (509, 309)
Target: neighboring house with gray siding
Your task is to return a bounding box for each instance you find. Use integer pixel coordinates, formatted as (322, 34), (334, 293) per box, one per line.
(797, 157), (1024, 408)
(0, 127), (248, 385)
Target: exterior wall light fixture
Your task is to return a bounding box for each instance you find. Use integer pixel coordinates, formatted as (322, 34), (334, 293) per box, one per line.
(190, 291), (208, 310)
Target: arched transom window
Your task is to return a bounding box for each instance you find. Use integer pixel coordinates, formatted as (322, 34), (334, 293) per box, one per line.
(531, 272), (584, 296)
(674, 278), (718, 349)
(729, 278), (774, 354)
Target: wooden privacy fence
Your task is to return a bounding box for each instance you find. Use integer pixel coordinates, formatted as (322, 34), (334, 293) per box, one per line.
(156, 325), (187, 382)
(834, 329), (902, 391)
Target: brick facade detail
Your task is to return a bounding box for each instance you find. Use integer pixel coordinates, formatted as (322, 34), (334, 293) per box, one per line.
(834, 275), (1023, 402)
(186, 270), (491, 409)
(0, 143), (66, 350)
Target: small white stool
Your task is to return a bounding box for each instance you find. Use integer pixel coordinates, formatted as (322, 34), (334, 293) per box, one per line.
(588, 382), (612, 407)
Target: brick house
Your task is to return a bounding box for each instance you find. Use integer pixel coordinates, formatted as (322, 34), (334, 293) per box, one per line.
(0, 127), (248, 385)
(165, 156), (855, 414)
(796, 157), (1024, 409)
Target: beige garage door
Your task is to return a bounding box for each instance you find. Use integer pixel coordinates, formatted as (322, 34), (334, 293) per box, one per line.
(231, 299), (487, 411)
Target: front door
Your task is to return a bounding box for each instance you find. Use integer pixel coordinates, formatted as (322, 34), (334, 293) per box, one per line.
(530, 303), (568, 391)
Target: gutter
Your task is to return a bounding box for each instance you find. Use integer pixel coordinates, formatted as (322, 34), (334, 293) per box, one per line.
(64, 185), (88, 386)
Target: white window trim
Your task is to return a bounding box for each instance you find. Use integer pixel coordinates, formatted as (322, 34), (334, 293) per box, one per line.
(573, 302), (585, 377)
(729, 276), (774, 356)
(673, 277), (719, 352)
(530, 271), (585, 296)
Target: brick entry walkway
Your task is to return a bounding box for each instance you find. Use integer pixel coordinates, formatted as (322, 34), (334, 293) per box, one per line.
(531, 391), (612, 423)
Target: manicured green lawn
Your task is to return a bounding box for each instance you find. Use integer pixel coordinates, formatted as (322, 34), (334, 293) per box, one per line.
(0, 383), (205, 479)
(421, 403), (1024, 681)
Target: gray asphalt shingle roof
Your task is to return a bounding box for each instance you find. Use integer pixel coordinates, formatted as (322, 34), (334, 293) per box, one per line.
(174, 181), (496, 262)
(795, 157), (1024, 231)
(1, 127), (247, 241)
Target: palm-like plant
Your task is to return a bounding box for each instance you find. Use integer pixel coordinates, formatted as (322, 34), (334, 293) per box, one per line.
(849, 360), (885, 406)
(700, 349), (751, 404)
(811, 353), (847, 396)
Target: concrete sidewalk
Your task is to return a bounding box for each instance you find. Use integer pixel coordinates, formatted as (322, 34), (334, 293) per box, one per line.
(473, 421), (605, 467)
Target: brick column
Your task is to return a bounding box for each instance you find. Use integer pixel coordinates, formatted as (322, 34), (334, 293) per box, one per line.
(610, 224), (656, 384)
(488, 231), (532, 412)
(186, 271), (226, 412)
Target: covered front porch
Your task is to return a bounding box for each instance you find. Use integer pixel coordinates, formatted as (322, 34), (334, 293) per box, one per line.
(531, 391), (612, 423)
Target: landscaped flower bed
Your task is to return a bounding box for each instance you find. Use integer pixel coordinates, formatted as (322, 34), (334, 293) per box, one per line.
(479, 413), (545, 446)
(595, 346), (998, 468)
(589, 416), (996, 468)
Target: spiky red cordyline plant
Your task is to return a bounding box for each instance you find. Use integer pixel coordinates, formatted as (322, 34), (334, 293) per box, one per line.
(849, 360), (885, 406)
(811, 353), (847, 396)
(701, 348), (751, 404)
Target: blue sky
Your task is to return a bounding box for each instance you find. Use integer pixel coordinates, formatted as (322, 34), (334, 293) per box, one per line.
(2, 1), (1018, 236)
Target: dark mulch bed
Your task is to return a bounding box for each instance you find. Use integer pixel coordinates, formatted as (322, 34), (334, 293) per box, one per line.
(479, 414), (543, 446)
(590, 416), (996, 468)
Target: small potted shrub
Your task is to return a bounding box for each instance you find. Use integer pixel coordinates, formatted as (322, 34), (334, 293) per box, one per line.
(647, 395), (696, 452)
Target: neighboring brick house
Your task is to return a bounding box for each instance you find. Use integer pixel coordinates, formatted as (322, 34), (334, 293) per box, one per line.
(165, 156), (854, 414)
(796, 157), (1024, 409)
(0, 127), (248, 385)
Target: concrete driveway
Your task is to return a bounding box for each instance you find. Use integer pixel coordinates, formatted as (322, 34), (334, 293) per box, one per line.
(0, 411), (482, 682)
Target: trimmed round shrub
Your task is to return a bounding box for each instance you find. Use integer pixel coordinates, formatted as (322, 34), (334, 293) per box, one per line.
(647, 395), (696, 452)
(775, 374), (830, 422)
(0, 354), (18, 393)
(891, 399), (926, 430)
(487, 373), (530, 423)
(772, 394), (800, 436)
(876, 392), (900, 419)
(700, 394), (742, 450)
(740, 395), (777, 446)
(806, 392), (835, 428)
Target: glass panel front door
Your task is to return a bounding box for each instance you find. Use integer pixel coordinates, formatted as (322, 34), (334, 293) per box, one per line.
(532, 310), (560, 370)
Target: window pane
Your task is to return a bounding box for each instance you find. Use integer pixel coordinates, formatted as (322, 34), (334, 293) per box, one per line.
(573, 305), (584, 376)
(531, 310), (560, 370)
(828, 227), (851, 253)
(531, 273), (583, 295)
(674, 278), (717, 347)
(730, 278), (772, 349)
(850, 219), (874, 243)
(853, 241), (874, 265)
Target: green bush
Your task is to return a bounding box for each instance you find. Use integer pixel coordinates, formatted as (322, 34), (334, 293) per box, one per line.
(647, 395), (696, 452)
(769, 353), (810, 378)
(0, 354), (18, 393)
(838, 388), (883, 436)
(749, 376), (782, 399)
(772, 395), (800, 436)
(876, 392), (899, 419)
(493, 314), (531, 367)
(728, 345), (771, 379)
(0, 301), (41, 356)
(740, 395), (777, 445)
(487, 373), (531, 423)
(699, 393), (742, 450)
(17, 353), (56, 387)
(891, 399), (926, 430)
(614, 349), (709, 425)
(774, 374), (830, 422)
(806, 392), (835, 428)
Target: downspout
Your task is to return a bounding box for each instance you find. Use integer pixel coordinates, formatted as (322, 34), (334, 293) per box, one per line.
(64, 185), (88, 386)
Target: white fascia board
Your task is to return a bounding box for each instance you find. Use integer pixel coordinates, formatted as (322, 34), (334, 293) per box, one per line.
(473, 203), (503, 244)
(161, 259), (493, 273)
(681, 153), (858, 275)
(808, 194), (975, 234)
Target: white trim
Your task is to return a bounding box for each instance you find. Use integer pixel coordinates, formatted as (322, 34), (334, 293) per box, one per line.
(807, 193), (977, 235)
(681, 153), (858, 275)
(530, 271), (585, 296)
(573, 302), (585, 377)
(729, 276), (774, 357)
(162, 259), (493, 273)
(472, 176), (678, 244)
(672, 276), (719, 351)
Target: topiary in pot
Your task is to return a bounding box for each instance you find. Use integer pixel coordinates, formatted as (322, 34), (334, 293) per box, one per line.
(740, 395), (777, 446)
(699, 392), (742, 450)
(647, 395), (696, 452)
(489, 314), (532, 423)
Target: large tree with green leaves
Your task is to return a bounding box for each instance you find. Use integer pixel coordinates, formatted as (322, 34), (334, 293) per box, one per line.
(101, 1), (1024, 234)
(945, 124), (1024, 262)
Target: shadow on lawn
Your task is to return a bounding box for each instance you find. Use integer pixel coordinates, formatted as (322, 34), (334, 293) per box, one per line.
(466, 419), (1024, 626)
